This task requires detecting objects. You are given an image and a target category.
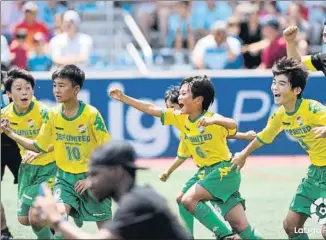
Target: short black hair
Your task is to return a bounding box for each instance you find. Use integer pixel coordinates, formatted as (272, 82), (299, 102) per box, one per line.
(4, 67), (35, 92)
(164, 86), (180, 105)
(52, 64), (85, 88)
(180, 75), (215, 111)
(272, 57), (308, 99)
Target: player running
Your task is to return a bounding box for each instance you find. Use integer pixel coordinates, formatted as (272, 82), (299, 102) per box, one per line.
(231, 57), (326, 239)
(109, 76), (262, 239)
(1, 65), (112, 239)
(1, 68), (56, 239)
(160, 86), (257, 237)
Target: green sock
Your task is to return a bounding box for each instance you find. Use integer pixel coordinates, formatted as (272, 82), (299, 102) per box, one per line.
(289, 233), (309, 239)
(32, 226), (53, 239)
(54, 233), (64, 240)
(178, 203), (194, 236)
(238, 225), (263, 239)
(193, 201), (232, 239)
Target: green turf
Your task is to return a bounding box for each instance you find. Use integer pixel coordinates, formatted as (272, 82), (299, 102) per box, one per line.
(1, 165), (323, 239)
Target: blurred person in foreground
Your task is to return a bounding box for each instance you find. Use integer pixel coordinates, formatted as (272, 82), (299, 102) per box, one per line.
(284, 24), (326, 139)
(192, 21), (242, 70)
(34, 141), (190, 240)
(49, 10), (93, 68)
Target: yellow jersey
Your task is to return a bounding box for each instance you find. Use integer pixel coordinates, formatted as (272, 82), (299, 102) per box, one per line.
(34, 102), (111, 174)
(1, 100), (54, 166)
(257, 99), (326, 166)
(161, 109), (237, 167)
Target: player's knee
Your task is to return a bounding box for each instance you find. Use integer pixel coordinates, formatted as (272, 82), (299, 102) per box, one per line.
(176, 193), (184, 204)
(18, 216), (30, 226)
(29, 208), (46, 228)
(180, 195), (198, 213)
(283, 218), (296, 236)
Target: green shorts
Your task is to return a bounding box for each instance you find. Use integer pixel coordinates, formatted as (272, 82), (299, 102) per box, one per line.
(182, 161), (245, 216)
(53, 168), (112, 222)
(17, 162), (57, 216)
(290, 165), (326, 221)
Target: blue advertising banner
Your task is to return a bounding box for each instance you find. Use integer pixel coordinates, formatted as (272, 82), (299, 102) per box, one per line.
(34, 73), (326, 158)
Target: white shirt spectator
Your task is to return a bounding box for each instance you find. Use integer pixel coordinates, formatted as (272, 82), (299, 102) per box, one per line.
(1, 35), (11, 67)
(49, 32), (93, 68)
(192, 34), (241, 69)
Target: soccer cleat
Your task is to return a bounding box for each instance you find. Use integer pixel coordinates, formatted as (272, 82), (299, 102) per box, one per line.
(73, 216), (84, 228)
(1, 228), (13, 240)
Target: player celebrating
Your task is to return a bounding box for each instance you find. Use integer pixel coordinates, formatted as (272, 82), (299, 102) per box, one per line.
(231, 57), (326, 239)
(1, 68), (56, 239)
(109, 76), (262, 239)
(160, 86), (257, 237)
(1, 65), (112, 239)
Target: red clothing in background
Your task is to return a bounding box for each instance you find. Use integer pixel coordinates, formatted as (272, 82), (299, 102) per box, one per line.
(261, 36), (287, 69)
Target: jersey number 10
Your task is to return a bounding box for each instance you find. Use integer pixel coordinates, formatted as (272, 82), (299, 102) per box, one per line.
(66, 146), (81, 161)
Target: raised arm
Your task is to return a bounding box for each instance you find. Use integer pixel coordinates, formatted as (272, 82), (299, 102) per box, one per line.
(283, 26), (301, 61)
(109, 88), (162, 117)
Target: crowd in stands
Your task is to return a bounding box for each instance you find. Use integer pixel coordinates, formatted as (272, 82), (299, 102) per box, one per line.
(1, 1), (325, 71)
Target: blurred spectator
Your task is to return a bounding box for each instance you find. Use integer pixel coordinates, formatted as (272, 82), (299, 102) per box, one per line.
(1, 1), (24, 42)
(157, 1), (178, 47)
(37, 0), (67, 36)
(13, 2), (50, 51)
(257, 0), (281, 18)
(135, 1), (156, 44)
(10, 29), (28, 70)
(53, 13), (64, 36)
(305, 1), (325, 45)
(227, 16), (241, 40)
(192, 1), (233, 38)
(166, 1), (195, 51)
(1, 35), (11, 69)
(192, 21), (242, 70)
(49, 10), (93, 68)
(238, 4), (263, 69)
(27, 32), (52, 71)
(259, 17), (286, 69)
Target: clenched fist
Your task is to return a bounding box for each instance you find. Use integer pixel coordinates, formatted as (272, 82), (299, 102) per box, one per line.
(283, 26), (298, 43)
(109, 88), (124, 102)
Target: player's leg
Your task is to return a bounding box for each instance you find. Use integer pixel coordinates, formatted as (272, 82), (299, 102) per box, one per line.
(1, 201), (13, 240)
(283, 210), (308, 239)
(221, 197), (262, 239)
(181, 165), (234, 239)
(176, 172), (202, 237)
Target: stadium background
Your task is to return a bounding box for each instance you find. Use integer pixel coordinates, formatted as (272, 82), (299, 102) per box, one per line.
(1, 0), (326, 239)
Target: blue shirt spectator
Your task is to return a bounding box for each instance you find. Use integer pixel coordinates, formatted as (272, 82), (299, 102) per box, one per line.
(37, 1), (67, 34)
(192, 21), (242, 70)
(27, 32), (52, 71)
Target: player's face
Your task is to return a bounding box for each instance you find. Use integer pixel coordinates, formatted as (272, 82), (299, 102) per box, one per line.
(7, 78), (34, 110)
(88, 166), (117, 202)
(271, 74), (300, 105)
(179, 83), (203, 114)
(53, 78), (80, 103)
(165, 100), (181, 110)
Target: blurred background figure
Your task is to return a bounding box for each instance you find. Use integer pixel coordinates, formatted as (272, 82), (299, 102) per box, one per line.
(27, 32), (52, 71)
(0, 0), (324, 71)
(1, 35), (11, 70)
(48, 10), (93, 69)
(9, 29), (28, 70)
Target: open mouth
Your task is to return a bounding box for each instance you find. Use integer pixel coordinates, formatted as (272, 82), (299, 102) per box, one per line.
(274, 94), (281, 98)
(21, 98), (29, 102)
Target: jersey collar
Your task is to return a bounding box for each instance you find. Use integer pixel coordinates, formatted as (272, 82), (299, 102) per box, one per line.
(285, 98), (303, 116)
(60, 101), (85, 121)
(13, 101), (35, 116)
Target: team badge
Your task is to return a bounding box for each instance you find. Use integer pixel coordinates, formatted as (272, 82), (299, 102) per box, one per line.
(27, 119), (35, 128)
(296, 116), (304, 126)
(78, 124), (87, 134)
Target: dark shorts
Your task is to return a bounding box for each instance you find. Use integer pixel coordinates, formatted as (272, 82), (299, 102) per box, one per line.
(1, 134), (22, 184)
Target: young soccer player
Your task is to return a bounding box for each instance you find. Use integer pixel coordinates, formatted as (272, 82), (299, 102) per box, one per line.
(1, 65), (112, 239)
(160, 86), (257, 237)
(109, 76), (262, 239)
(231, 57), (326, 239)
(1, 68), (56, 239)
(1, 70), (21, 240)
